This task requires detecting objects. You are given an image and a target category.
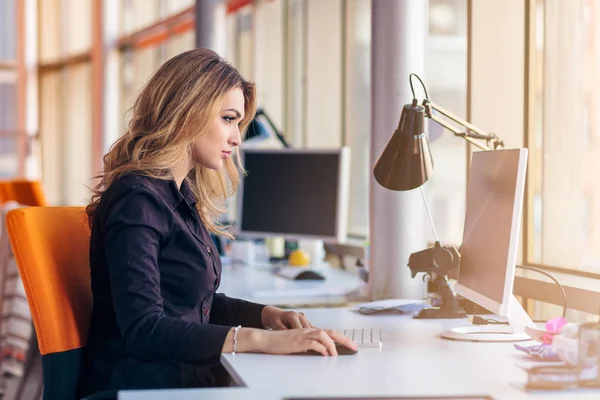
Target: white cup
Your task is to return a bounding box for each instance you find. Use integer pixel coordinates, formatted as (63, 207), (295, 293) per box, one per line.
(297, 239), (325, 266)
(231, 240), (256, 266)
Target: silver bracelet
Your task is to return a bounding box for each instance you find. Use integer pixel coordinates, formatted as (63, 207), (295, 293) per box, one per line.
(232, 325), (242, 354)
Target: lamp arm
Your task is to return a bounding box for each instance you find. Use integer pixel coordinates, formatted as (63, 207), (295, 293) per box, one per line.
(255, 109), (290, 148)
(423, 101), (504, 151)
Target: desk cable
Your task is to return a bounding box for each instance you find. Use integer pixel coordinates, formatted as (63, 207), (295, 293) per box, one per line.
(472, 265), (567, 326)
(516, 265), (567, 319)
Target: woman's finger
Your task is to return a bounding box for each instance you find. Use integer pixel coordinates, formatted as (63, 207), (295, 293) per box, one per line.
(307, 339), (329, 356)
(271, 319), (288, 330)
(285, 313), (304, 329)
(325, 329), (357, 351)
(298, 313), (312, 328)
(314, 330), (337, 356)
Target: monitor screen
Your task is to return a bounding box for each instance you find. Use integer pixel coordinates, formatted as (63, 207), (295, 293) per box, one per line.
(236, 148), (350, 242)
(455, 148), (528, 314)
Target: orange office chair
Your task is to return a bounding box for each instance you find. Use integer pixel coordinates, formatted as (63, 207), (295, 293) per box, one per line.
(5, 207), (108, 400)
(0, 181), (16, 204)
(10, 180), (48, 207)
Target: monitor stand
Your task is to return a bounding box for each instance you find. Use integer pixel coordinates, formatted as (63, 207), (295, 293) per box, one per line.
(440, 295), (535, 342)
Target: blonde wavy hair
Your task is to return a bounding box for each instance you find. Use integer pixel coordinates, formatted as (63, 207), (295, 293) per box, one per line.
(86, 48), (256, 238)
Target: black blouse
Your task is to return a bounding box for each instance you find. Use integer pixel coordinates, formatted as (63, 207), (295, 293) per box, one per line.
(82, 173), (265, 394)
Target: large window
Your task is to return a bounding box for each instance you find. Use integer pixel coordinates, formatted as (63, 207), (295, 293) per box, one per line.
(529, 0), (600, 273)
(223, 0), (468, 241)
(117, 0), (196, 136)
(38, 0), (94, 205)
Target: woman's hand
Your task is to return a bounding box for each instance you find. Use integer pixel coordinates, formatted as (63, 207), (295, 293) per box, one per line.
(257, 328), (357, 356)
(261, 305), (314, 330)
(224, 327), (357, 356)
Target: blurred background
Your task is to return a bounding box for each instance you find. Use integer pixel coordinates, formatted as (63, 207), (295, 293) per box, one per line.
(0, 0), (469, 249)
(1, 0), (599, 285)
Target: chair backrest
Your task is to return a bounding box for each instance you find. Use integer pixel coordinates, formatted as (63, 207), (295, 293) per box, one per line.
(6, 206), (91, 400)
(0, 201), (32, 378)
(10, 180), (48, 207)
(0, 181), (17, 204)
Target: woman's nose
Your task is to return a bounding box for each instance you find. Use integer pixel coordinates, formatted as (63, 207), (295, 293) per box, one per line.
(230, 128), (241, 147)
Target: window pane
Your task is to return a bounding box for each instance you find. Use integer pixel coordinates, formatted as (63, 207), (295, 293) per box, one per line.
(64, 63), (92, 205)
(39, 0), (62, 62)
(253, 0), (284, 133)
(165, 30), (195, 61)
(531, 0), (600, 271)
(40, 71), (63, 204)
(65, 0), (92, 55)
(0, 0), (16, 61)
(345, 0), (371, 237)
(120, 46), (161, 132)
(121, 0), (162, 35)
(0, 74), (19, 177)
(164, 0), (194, 16)
(40, 65), (93, 206)
(423, 0), (468, 246)
(305, 0), (342, 148)
(0, 74), (17, 130)
(284, 0), (306, 147)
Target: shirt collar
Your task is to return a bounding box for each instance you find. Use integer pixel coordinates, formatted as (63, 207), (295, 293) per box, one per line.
(180, 179), (197, 205)
(165, 178), (197, 207)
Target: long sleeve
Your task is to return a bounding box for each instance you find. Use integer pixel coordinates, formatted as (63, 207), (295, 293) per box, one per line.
(210, 293), (265, 328)
(102, 186), (231, 365)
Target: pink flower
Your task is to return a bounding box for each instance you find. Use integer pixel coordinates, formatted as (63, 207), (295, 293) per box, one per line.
(542, 317), (567, 344)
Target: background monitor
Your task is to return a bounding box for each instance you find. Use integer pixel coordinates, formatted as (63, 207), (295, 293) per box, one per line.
(235, 147), (350, 243)
(441, 148), (535, 342)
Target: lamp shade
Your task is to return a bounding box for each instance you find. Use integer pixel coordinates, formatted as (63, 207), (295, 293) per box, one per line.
(373, 102), (434, 191)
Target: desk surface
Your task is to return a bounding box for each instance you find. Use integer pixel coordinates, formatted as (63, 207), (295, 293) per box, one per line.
(218, 263), (365, 306)
(119, 308), (600, 400)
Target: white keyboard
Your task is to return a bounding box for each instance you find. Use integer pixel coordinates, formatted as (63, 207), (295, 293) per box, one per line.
(335, 328), (382, 348)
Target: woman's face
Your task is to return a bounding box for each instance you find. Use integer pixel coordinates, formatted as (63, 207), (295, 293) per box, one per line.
(191, 87), (245, 170)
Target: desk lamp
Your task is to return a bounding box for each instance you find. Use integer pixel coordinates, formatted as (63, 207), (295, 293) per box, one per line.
(373, 73), (504, 319)
(245, 108), (290, 148)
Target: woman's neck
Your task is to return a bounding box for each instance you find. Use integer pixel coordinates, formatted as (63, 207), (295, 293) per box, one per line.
(171, 164), (192, 189)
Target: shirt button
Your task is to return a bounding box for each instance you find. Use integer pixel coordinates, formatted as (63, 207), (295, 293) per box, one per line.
(207, 247), (211, 253)
(203, 308), (209, 315)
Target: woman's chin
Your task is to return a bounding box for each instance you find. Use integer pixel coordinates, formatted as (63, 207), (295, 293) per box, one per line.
(206, 160), (223, 170)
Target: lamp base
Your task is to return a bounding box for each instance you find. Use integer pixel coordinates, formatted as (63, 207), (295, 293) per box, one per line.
(413, 306), (466, 319)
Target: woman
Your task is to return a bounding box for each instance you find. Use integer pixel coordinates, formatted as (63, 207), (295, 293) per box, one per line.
(82, 48), (356, 395)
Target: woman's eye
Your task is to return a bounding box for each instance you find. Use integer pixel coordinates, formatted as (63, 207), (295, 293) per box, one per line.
(222, 116), (234, 124)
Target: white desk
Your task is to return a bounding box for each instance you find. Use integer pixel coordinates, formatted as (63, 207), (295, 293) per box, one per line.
(119, 308), (600, 400)
(218, 263), (366, 306)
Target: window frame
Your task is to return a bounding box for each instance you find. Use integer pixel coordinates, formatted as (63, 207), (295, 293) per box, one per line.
(468, 0), (600, 315)
(0, 0), (29, 177)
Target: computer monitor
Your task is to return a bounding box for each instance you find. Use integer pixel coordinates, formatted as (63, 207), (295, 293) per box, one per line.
(440, 148), (535, 342)
(235, 147), (350, 243)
